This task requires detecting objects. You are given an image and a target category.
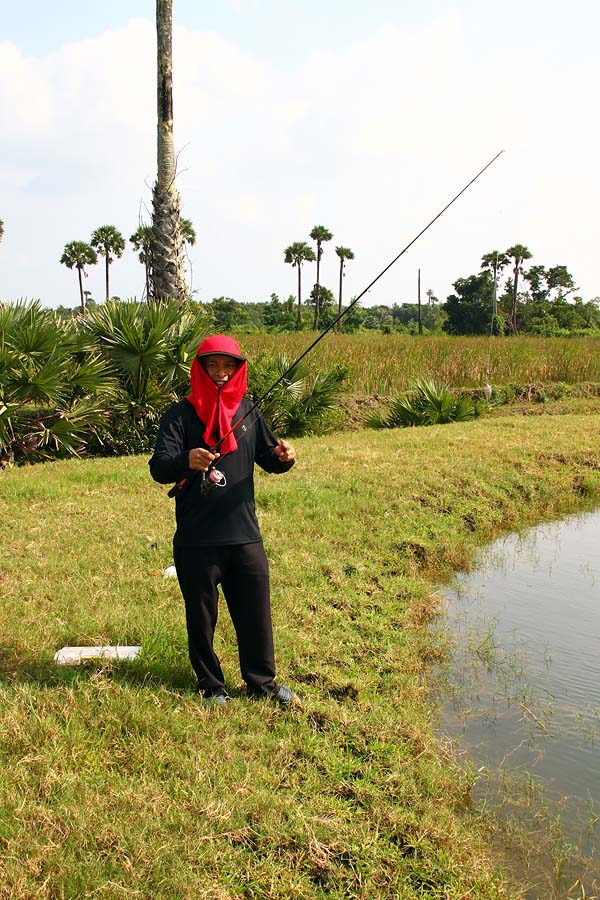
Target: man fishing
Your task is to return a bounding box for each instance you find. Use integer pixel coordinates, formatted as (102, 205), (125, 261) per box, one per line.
(149, 335), (300, 708)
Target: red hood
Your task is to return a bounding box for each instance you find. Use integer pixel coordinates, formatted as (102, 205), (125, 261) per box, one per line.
(187, 336), (247, 454)
(195, 335), (245, 361)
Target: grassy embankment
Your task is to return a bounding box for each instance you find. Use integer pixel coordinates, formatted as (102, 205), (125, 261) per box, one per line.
(1, 411), (599, 899)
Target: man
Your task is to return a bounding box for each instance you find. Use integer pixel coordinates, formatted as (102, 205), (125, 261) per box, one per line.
(149, 335), (300, 707)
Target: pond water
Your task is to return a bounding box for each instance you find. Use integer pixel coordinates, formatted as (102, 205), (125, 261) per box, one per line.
(438, 509), (600, 897)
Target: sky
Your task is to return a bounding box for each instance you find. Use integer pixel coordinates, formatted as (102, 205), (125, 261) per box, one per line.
(1, 0), (599, 310)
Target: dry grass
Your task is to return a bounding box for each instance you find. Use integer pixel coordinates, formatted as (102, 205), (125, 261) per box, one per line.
(239, 333), (600, 394)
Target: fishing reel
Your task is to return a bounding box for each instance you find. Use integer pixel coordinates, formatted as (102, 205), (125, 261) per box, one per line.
(198, 466), (227, 496)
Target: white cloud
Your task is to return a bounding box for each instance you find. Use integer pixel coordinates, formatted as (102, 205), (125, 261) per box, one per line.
(1, 12), (598, 308)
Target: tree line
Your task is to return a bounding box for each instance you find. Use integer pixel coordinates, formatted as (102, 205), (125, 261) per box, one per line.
(58, 220), (197, 314)
(444, 245), (599, 336)
(52, 238), (598, 336)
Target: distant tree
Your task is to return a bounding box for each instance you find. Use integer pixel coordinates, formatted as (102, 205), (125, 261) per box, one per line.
(91, 225), (125, 302)
(505, 244), (532, 334)
(480, 250), (509, 332)
(443, 272), (496, 335)
(306, 284), (335, 328)
(339, 301), (368, 332)
(524, 264), (576, 304)
(152, 0), (186, 301)
(180, 217), (196, 248)
(481, 250), (510, 288)
(425, 288), (439, 306)
(335, 246), (355, 331)
(60, 241), (98, 314)
(0, 219), (4, 243)
(392, 302), (445, 333)
(309, 225), (333, 330)
(209, 297), (254, 332)
(546, 265), (576, 298)
(262, 293), (296, 330)
(284, 242), (316, 328)
(179, 217), (197, 293)
(130, 226), (154, 301)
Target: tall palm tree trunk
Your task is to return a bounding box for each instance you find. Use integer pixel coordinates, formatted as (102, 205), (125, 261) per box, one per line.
(145, 262), (152, 303)
(313, 246), (321, 331)
(337, 257), (344, 332)
(297, 267), (302, 328)
(152, 0), (186, 302)
(77, 267), (85, 314)
(510, 263), (520, 335)
(105, 257), (110, 302)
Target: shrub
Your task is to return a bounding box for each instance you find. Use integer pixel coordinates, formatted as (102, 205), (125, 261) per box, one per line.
(248, 353), (348, 437)
(0, 300), (116, 464)
(365, 379), (483, 429)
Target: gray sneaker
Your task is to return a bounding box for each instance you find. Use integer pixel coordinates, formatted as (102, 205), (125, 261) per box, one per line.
(272, 685), (302, 707)
(204, 691), (228, 708)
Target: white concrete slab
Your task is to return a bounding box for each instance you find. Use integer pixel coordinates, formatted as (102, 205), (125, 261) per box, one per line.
(53, 646), (142, 665)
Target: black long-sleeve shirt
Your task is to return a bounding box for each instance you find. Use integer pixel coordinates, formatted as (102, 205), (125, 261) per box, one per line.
(149, 398), (294, 547)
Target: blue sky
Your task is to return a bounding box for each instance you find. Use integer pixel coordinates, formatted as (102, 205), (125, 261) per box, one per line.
(1, 0), (599, 309)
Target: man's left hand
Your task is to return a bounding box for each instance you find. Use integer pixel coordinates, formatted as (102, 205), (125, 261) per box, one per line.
(274, 440), (296, 463)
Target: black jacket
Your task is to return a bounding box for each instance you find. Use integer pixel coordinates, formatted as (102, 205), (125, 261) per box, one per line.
(149, 398), (294, 547)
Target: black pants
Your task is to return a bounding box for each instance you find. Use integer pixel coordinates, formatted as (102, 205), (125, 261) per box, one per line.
(173, 541), (277, 697)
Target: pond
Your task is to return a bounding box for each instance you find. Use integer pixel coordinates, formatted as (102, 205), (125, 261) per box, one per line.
(437, 509), (600, 898)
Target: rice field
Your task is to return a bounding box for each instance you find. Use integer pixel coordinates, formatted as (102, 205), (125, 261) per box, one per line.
(238, 334), (600, 394)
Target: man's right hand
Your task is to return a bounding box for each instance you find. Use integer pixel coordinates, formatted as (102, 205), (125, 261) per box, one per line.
(188, 448), (220, 471)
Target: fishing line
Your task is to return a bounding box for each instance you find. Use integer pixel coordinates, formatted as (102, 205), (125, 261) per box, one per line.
(172, 149), (505, 497)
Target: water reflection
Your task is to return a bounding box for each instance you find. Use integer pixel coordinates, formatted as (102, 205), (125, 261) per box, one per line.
(438, 509), (600, 897)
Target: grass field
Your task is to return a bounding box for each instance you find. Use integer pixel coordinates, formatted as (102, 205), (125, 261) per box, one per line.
(239, 333), (600, 395)
(1, 413), (600, 899)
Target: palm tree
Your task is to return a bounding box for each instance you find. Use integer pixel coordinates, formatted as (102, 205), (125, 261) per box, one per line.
(60, 241), (98, 314)
(181, 217), (196, 248)
(152, 0), (186, 301)
(505, 244), (533, 334)
(310, 225), (333, 330)
(335, 246), (355, 331)
(130, 226), (154, 301)
(91, 225), (125, 302)
(481, 250), (509, 333)
(0, 219), (4, 243)
(284, 242), (316, 328)
(181, 217), (197, 293)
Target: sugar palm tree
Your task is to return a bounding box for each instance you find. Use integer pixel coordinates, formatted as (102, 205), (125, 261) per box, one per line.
(130, 225), (154, 301)
(180, 217), (197, 295)
(310, 225), (333, 330)
(91, 225), (125, 302)
(181, 217), (196, 248)
(335, 245), (355, 331)
(481, 250), (509, 333)
(60, 241), (98, 314)
(505, 244), (533, 334)
(152, 0), (186, 301)
(284, 242), (316, 328)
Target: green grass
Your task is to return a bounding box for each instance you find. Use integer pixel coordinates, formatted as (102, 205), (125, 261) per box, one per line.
(238, 333), (600, 394)
(1, 415), (600, 898)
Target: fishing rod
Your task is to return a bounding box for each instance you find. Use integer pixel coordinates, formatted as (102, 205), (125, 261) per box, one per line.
(171, 149), (504, 497)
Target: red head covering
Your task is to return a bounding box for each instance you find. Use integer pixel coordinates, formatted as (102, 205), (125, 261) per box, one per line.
(187, 336), (247, 454)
